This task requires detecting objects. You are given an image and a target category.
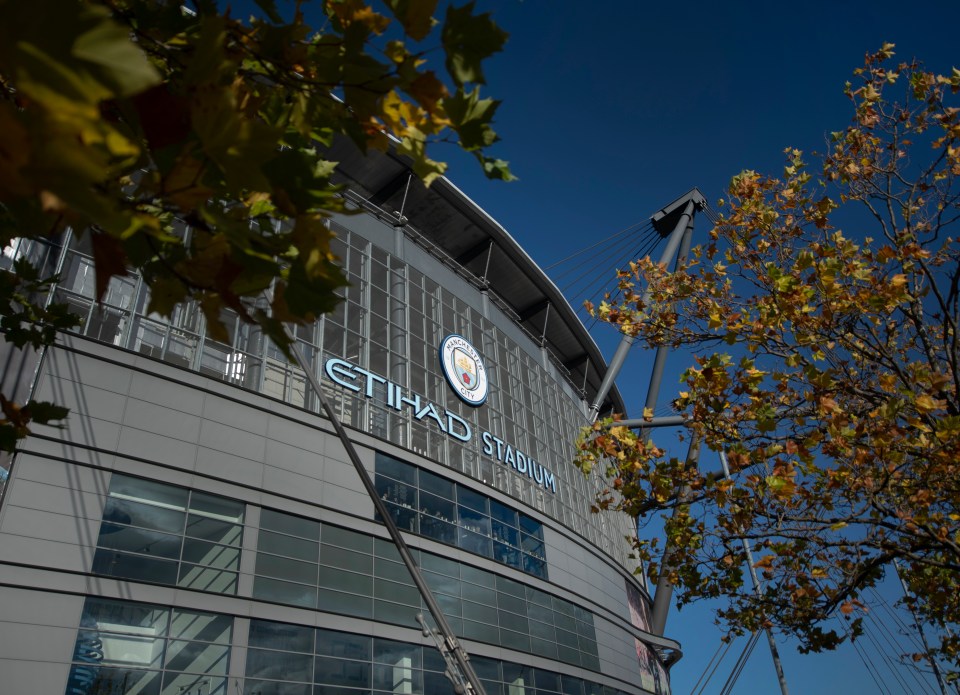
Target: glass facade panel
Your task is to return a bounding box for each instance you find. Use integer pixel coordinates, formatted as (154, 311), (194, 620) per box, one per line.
(241, 622), (628, 695)
(374, 453), (547, 579)
(65, 598), (231, 695)
(250, 507), (601, 671)
(93, 474), (243, 595)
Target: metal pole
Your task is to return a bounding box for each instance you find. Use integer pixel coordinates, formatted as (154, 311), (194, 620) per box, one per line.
(288, 340), (487, 695)
(638, 210), (695, 428)
(588, 199), (696, 422)
(611, 415), (688, 429)
(718, 451), (790, 695)
(893, 559), (950, 695)
(649, 434), (700, 634)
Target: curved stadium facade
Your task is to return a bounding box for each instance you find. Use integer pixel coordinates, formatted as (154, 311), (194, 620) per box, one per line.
(0, 143), (680, 695)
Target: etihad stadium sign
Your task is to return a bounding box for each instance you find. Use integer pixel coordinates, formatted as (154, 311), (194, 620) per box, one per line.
(322, 339), (556, 494)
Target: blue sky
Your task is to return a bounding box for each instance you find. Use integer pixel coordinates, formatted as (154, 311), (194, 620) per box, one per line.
(437, 2), (959, 693)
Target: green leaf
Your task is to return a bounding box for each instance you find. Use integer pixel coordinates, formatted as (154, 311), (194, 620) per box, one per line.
(383, 0), (439, 41)
(443, 87), (501, 151)
(72, 7), (161, 97)
(283, 260), (349, 320)
(441, 1), (508, 87)
(262, 149), (340, 215)
(477, 154), (515, 181)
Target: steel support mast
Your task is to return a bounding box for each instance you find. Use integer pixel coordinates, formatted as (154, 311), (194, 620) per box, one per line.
(588, 189), (705, 422)
(288, 341), (488, 695)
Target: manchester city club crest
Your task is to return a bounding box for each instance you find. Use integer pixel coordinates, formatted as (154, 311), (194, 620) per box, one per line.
(439, 335), (488, 406)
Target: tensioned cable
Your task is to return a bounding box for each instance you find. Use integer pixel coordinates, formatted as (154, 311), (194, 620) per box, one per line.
(581, 225), (663, 304)
(858, 598), (928, 694)
(551, 221), (654, 286)
(557, 223), (658, 299)
(854, 637), (894, 695)
(716, 631), (761, 695)
(861, 613), (927, 694)
(583, 228), (666, 332)
(868, 587), (927, 654)
(863, 598), (936, 694)
(577, 227), (662, 313)
(690, 638), (737, 695)
(545, 220), (650, 271)
(835, 611), (920, 695)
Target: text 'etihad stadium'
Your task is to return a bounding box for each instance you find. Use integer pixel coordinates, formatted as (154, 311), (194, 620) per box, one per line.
(323, 357), (558, 494)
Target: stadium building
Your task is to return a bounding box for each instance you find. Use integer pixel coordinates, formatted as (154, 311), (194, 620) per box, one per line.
(0, 142), (681, 695)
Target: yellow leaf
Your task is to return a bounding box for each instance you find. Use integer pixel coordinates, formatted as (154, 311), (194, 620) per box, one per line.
(915, 394), (940, 413)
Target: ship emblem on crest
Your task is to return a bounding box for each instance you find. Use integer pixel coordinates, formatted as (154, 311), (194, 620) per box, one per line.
(454, 349), (478, 390)
(439, 335), (488, 406)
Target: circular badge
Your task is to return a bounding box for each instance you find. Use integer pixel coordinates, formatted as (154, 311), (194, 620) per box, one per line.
(439, 334), (488, 406)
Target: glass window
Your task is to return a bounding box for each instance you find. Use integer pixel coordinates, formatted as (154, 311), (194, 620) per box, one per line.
(318, 566), (373, 595)
(109, 475), (188, 510)
(419, 553), (459, 579)
(322, 525), (372, 553)
(419, 469), (454, 500)
(314, 655), (370, 688)
(251, 513), (602, 675)
(97, 525), (182, 559)
(240, 620), (642, 695)
(65, 598), (232, 695)
(457, 487), (488, 515)
(461, 581), (497, 605)
(259, 530), (319, 561)
(181, 539), (240, 569)
(383, 502), (419, 533)
(250, 621), (314, 653)
(423, 570), (459, 598)
(253, 577), (317, 608)
(92, 550), (180, 585)
(247, 649), (313, 683)
(261, 509), (321, 540)
(316, 630), (370, 660)
(94, 475), (244, 596)
(489, 500), (517, 527)
(492, 520), (519, 547)
(317, 589), (372, 618)
(420, 516), (457, 544)
(102, 496), (186, 535)
(376, 453), (416, 485)
(374, 454), (546, 578)
(178, 564), (238, 594)
(186, 515), (243, 545)
(419, 491), (455, 523)
(256, 553), (319, 585)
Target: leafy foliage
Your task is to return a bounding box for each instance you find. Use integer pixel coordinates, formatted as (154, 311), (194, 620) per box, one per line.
(0, 0), (511, 448)
(577, 46), (960, 672)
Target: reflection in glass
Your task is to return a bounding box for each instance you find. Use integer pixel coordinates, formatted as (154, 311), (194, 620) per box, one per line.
(65, 598), (232, 695)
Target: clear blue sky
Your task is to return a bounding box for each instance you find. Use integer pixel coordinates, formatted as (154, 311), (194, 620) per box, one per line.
(438, 2), (959, 694)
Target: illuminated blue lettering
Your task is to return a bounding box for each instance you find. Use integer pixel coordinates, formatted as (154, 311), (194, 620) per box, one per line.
(353, 366), (387, 398)
(325, 359), (360, 392)
(416, 403), (447, 432)
(482, 431), (495, 455)
(447, 413), (472, 442)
